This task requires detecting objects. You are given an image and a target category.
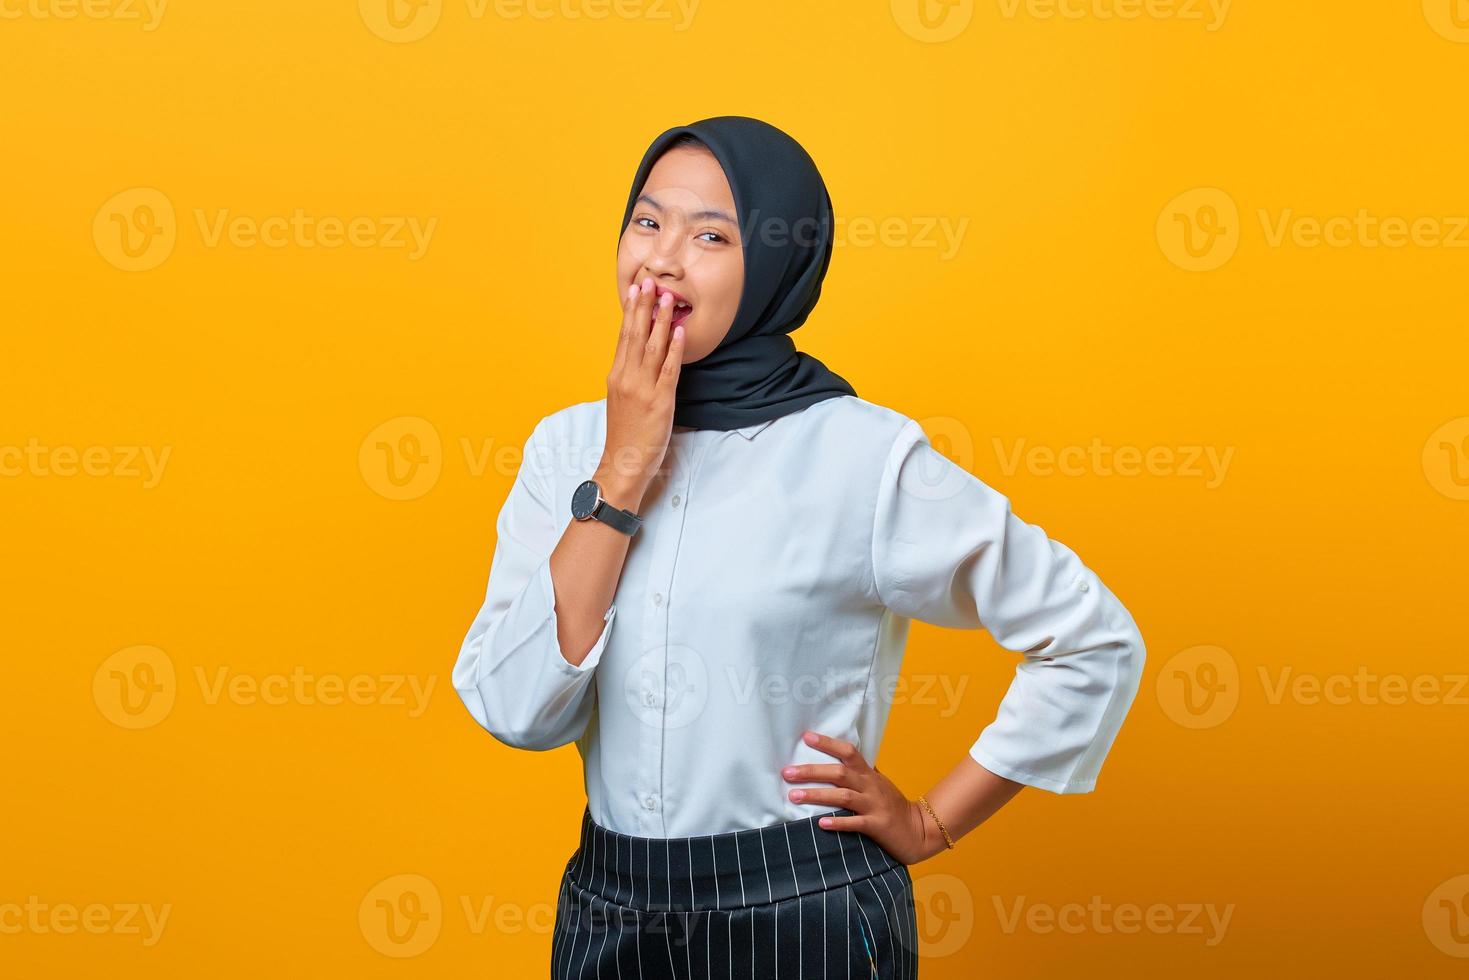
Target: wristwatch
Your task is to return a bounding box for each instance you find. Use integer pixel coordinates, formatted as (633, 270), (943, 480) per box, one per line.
(570, 479), (644, 536)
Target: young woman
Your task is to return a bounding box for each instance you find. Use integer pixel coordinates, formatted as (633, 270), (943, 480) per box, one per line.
(452, 115), (1147, 978)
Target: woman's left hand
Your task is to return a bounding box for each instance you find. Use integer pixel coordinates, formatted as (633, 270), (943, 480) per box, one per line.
(781, 730), (941, 866)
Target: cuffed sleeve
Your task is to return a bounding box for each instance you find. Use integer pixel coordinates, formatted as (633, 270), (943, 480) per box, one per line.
(452, 419), (617, 751)
(871, 419), (1146, 793)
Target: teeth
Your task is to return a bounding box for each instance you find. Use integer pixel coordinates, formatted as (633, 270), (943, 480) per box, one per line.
(656, 290), (691, 310)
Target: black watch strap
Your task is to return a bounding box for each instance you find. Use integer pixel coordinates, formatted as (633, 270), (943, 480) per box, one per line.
(593, 499), (643, 536)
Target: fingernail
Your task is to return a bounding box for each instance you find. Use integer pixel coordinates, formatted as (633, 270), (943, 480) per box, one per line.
(627, 284), (638, 301)
(641, 277), (653, 292)
(790, 790), (804, 801)
(819, 818), (832, 828)
(660, 292), (672, 307)
(782, 767), (797, 778)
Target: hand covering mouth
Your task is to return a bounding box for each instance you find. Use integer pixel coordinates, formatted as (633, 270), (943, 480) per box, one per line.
(653, 285), (694, 326)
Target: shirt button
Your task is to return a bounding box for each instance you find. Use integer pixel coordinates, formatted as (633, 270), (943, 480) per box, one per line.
(643, 690), (655, 706)
(653, 592), (663, 606)
(643, 796), (657, 810)
(670, 494), (681, 508)
(1077, 581), (1090, 592)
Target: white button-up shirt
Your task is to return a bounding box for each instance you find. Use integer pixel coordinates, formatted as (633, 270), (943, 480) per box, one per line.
(452, 394), (1146, 837)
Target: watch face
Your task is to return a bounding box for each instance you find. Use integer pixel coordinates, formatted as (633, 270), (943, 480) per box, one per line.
(571, 479), (600, 520)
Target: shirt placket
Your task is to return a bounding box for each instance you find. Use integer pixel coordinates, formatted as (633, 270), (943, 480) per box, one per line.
(633, 437), (701, 836)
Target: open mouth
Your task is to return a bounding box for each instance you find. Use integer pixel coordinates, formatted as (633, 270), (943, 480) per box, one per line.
(653, 286), (694, 328)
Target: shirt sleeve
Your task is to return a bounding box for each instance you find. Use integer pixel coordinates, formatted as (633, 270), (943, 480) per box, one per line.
(870, 418), (1146, 794)
(451, 418), (617, 751)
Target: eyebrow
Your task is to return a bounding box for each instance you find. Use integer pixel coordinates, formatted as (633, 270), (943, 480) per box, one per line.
(636, 193), (737, 225)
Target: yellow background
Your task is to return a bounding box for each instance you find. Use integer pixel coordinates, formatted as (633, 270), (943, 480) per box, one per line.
(4, 0), (1468, 975)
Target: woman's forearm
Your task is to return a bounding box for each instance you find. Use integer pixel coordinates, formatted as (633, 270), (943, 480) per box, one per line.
(545, 463), (647, 667)
(913, 755), (1026, 861)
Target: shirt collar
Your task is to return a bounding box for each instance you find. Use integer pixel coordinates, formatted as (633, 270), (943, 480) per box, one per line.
(671, 418), (777, 440)
(734, 419), (776, 440)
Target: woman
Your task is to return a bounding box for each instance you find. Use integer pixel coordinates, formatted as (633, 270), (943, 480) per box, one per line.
(452, 115), (1147, 978)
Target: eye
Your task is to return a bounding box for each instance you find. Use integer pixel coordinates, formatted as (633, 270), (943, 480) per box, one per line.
(634, 217), (727, 244)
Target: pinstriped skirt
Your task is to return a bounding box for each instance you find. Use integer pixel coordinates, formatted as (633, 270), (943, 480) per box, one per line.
(552, 803), (919, 979)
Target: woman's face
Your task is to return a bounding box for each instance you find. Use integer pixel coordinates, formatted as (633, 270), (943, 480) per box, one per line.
(616, 146), (744, 364)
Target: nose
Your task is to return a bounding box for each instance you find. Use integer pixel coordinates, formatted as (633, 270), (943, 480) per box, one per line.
(640, 218), (686, 278)
(641, 247), (682, 284)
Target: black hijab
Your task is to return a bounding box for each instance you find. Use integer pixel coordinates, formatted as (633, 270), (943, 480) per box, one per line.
(618, 115), (858, 431)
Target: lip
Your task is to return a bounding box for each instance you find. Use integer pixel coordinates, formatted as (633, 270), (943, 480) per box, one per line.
(647, 283), (694, 327)
(650, 284), (692, 308)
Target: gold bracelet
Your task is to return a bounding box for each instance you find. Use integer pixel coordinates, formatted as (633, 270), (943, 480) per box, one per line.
(917, 795), (955, 850)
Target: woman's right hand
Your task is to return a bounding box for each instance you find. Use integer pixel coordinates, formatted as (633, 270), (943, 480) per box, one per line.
(595, 276), (686, 509)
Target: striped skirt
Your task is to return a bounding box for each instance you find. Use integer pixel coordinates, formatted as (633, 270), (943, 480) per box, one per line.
(552, 803), (919, 978)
